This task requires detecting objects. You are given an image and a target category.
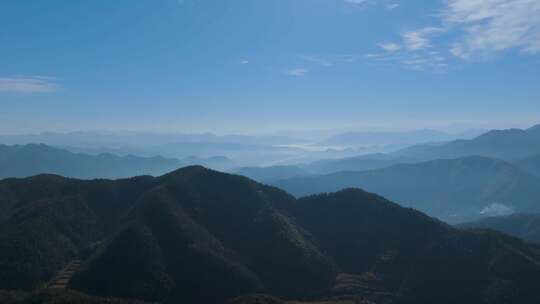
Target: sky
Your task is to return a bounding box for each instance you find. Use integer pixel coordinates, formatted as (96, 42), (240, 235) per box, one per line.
(1, 0), (539, 135)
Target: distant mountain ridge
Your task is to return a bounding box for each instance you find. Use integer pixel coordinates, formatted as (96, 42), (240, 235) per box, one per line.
(515, 153), (540, 177)
(395, 124), (540, 161)
(233, 166), (311, 183)
(0, 144), (184, 179)
(459, 213), (540, 243)
(0, 144), (239, 179)
(0, 131), (304, 147)
(322, 129), (456, 147)
(273, 156), (540, 222)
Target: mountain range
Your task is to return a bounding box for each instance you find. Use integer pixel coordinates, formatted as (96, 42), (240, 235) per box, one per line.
(515, 153), (540, 177)
(0, 144), (235, 179)
(395, 124), (540, 161)
(1, 167), (540, 303)
(459, 213), (540, 244)
(234, 166), (311, 183)
(321, 129), (483, 148)
(273, 156), (540, 223)
(235, 124), (540, 181)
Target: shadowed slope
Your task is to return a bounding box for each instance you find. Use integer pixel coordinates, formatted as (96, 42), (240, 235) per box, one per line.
(292, 189), (540, 304)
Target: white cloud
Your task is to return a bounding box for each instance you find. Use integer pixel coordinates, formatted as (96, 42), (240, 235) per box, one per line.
(240, 60), (249, 64)
(287, 68), (308, 77)
(367, 0), (540, 70)
(370, 33), (449, 71)
(0, 76), (61, 93)
(443, 0), (540, 59)
(402, 27), (445, 51)
(343, 0), (400, 9)
(378, 42), (401, 53)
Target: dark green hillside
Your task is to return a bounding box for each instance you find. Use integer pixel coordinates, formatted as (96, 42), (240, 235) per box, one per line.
(293, 189), (449, 274)
(0, 174), (156, 290)
(0, 289), (148, 304)
(1, 166), (540, 304)
(0, 167), (335, 303)
(71, 186), (263, 303)
(293, 189), (540, 304)
(72, 167), (335, 303)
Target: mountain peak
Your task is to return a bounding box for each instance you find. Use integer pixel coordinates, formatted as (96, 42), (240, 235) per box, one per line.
(159, 165), (216, 178)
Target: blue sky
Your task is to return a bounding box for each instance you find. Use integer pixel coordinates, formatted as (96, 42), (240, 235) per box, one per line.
(1, 0), (539, 135)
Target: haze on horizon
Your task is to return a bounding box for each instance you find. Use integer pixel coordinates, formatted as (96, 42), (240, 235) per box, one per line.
(1, 0), (539, 135)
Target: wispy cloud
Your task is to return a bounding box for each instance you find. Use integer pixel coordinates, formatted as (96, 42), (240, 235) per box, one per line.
(367, 0), (540, 70)
(343, 0), (400, 10)
(240, 60), (249, 65)
(302, 54), (356, 66)
(0, 76), (61, 93)
(402, 27), (445, 51)
(344, 0), (369, 5)
(369, 28), (448, 71)
(402, 51), (449, 72)
(287, 68), (308, 77)
(442, 0), (540, 59)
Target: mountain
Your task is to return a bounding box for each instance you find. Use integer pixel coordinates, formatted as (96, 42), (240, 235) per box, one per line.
(274, 156), (540, 222)
(322, 129), (455, 148)
(291, 189), (540, 304)
(0, 131), (303, 148)
(515, 153), (540, 177)
(234, 166), (311, 183)
(396, 124), (540, 161)
(182, 155), (236, 171)
(0, 131), (312, 168)
(0, 167), (335, 303)
(0, 144), (184, 179)
(459, 213), (540, 243)
(300, 153), (419, 175)
(0, 289), (148, 304)
(274, 124), (540, 177)
(2, 167), (540, 303)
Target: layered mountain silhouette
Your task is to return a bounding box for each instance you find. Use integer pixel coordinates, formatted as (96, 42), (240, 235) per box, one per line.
(459, 213), (540, 244)
(234, 155), (419, 183)
(273, 156), (540, 222)
(0, 144), (236, 179)
(234, 166), (311, 183)
(0, 144), (183, 179)
(515, 153), (540, 177)
(396, 124), (540, 161)
(321, 129), (458, 147)
(300, 154), (418, 175)
(1, 167), (540, 303)
(292, 124), (540, 177)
